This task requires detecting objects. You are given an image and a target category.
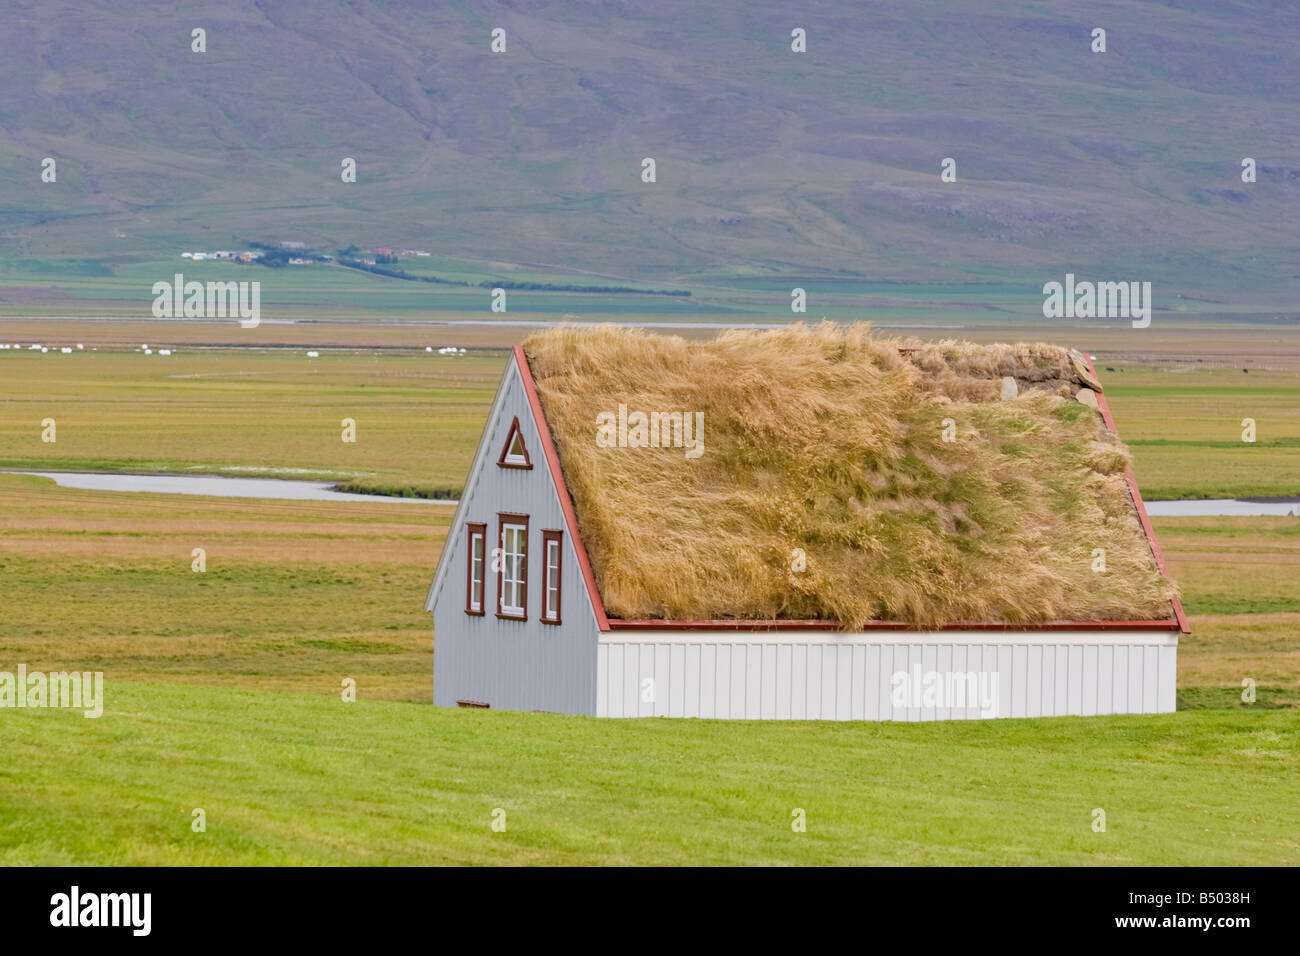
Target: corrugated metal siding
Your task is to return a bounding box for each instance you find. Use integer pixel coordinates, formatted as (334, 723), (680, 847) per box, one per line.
(432, 360), (600, 714)
(596, 630), (1177, 720)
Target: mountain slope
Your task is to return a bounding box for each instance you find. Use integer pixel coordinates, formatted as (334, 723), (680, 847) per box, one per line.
(0, 0), (1297, 297)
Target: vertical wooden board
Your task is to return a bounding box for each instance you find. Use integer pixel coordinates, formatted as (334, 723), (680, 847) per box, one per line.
(996, 644), (1012, 719)
(621, 643), (638, 717)
(792, 644), (807, 719)
(935, 645), (952, 721)
(1067, 645), (1083, 715)
(1055, 645), (1070, 715)
(805, 645), (822, 719)
(907, 644), (923, 722)
(715, 644), (731, 719)
(761, 644), (778, 719)
(1113, 643), (1128, 713)
(941, 647), (961, 723)
(776, 644), (792, 719)
(920, 644), (938, 721)
(1040, 645), (1056, 716)
(654, 644), (670, 718)
(851, 645), (866, 720)
(820, 646), (838, 721)
(605, 644), (623, 718)
(638, 644), (655, 717)
(957, 644), (976, 720)
(1011, 645), (1027, 718)
(684, 644), (701, 718)
(1082, 645), (1098, 716)
(883, 644), (900, 721)
(731, 644), (749, 720)
(1097, 644), (1114, 715)
(745, 644), (763, 720)
(876, 643), (893, 720)
(1143, 645), (1160, 713)
(669, 644), (686, 718)
(835, 645), (852, 720)
(1165, 643), (1179, 713)
(866, 644), (882, 720)
(596, 645), (608, 717)
(700, 644), (716, 719)
(618, 643), (634, 717)
(959, 644), (980, 721)
(1128, 645), (1144, 714)
(1026, 644), (1042, 718)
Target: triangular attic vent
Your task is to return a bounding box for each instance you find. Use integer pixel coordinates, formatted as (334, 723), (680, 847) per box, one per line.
(498, 416), (533, 469)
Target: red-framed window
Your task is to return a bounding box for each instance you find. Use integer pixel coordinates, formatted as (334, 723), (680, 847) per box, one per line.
(496, 513), (529, 620)
(541, 530), (563, 625)
(497, 416), (533, 469)
(465, 523), (486, 615)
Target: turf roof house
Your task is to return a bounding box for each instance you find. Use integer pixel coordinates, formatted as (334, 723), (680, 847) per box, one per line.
(426, 327), (1187, 721)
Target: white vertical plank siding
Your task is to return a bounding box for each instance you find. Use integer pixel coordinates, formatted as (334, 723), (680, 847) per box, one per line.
(1158, 645), (1177, 712)
(1011, 645), (1027, 718)
(1128, 645), (1144, 712)
(1026, 645), (1042, 718)
(700, 644), (716, 718)
(669, 645), (685, 718)
(776, 645), (792, 719)
(596, 630), (1178, 720)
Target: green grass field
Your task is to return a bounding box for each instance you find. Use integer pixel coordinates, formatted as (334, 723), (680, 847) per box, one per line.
(0, 319), (1295, 866)
(2, 682), (1296, 865)
(1102, 367), (1300, 500)
(0, 347), (501, 494)
(0, 466), (1297, 865)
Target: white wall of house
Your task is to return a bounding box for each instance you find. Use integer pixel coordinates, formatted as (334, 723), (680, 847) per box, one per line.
(596, 629), (1178, 720)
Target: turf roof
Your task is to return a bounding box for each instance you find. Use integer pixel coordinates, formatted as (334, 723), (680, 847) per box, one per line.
(524, 323), (1178, 629)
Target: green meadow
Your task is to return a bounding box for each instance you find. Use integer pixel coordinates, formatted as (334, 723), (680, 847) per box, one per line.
(0, 325), (1295, 866)
(0, 464), (1296, 865)
(2, 682), (1296, 866)
(0, 347), (502, 495)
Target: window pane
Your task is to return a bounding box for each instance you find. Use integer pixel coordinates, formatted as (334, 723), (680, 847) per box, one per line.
(500, 523), (527, 615)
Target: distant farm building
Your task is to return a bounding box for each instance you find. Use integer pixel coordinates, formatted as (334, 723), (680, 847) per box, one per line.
(426, 326), (1186, 721)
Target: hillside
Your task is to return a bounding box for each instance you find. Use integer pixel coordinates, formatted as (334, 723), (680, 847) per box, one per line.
(0, 0), (1298, 300)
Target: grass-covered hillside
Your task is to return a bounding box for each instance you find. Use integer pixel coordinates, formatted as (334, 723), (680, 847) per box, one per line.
(1, 1), (1297, 300)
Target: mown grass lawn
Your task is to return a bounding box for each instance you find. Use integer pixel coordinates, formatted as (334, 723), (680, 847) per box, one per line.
(0, 681), (1295, 866)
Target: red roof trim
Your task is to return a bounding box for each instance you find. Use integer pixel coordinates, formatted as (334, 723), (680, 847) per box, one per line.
(607, 619), (1181, 632)
(512, 345), (611, 631)
(1084, 353), (1190, 634)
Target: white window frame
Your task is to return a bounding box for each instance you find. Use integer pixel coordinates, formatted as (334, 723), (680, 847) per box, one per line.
(497, 515), (528, 619)
(541, 530), (562, 625)
(466, 525), (486, 614)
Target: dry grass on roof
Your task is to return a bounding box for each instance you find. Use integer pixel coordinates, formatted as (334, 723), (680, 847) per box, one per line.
(523, 322), (1178, 628)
